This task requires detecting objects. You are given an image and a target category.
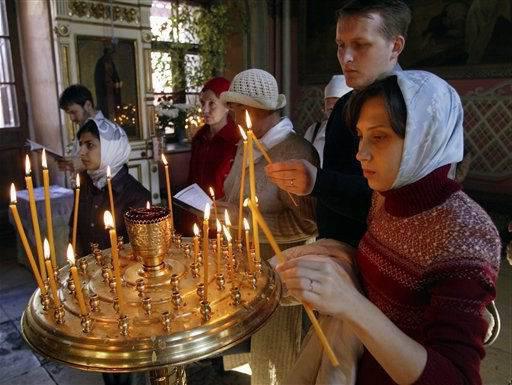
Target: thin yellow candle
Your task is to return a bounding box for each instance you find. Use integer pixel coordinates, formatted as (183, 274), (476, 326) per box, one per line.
(25, 155), (46, 281)
(224, 209), (231, 231)
(248, 130), (272, 164)
(202, 203), (210, 300)
(161, 154), (174, 229)
(245, 111), (261, 262)
(222, 225), (233, 282)
(10, 184), (46, 293)
(248, 129), (298, 207)
(41, 149), (57, 269)
(237, 125), (248, 242)
(193, 223), (200, 264)
(44, 239), (61, 307)
(216, 219), (222, 274)
(243, 218), (252, 272)
(244, 198), (339, 367)
(209, 187), (219, 223)
(67, 244), (88, 316)
(104, 210), (125, 314)
(106, 166), (116, 227)
(71, 173), (80, 253)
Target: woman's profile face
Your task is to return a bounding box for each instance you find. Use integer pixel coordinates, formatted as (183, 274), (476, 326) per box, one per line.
(199, 89), (229, 127)
(78, 132), (101, 171)
(355, 96), (404, 191)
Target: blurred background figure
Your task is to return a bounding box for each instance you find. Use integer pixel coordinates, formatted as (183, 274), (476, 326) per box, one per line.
(303, 75), (352, 167)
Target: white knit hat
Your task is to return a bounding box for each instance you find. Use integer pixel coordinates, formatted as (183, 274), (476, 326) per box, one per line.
(324, 75), (352, 99)
(220, 69), (286, 110)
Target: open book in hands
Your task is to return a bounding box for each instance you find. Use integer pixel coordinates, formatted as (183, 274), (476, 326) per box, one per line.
(173, 183), (213, 216)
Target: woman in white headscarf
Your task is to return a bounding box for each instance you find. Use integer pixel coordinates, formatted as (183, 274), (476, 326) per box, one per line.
(72, 118), (150, 257)
(277, 71), (501, 385)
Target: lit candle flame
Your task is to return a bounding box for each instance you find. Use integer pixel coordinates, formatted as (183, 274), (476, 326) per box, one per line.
(107, 165), (111, 178)
(238, 125), (248, 141)
(76, 173), (80, 188)
(43, 238), (50, 260)
(245, 110), (252, 129)
(104, 210), (114, 229)
(25, 155), (31, 175)
(67, 243), (75, 265)
(216, 219), (221, 233)
(10, 183), (16, 204)
(208, 187), (215, 199)
(42, 149), (47, 169)
(223, 225), (232, 242)
(243, 217), (250, 230)
(161, 153), (168, 166)
(146, 201), (150, 209)
(224, 209), (231, 226)
(204, 203), (210, 220)
(193, 223), (200, 236)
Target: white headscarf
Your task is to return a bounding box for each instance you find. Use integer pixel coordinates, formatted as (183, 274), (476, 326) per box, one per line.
(86, 111), (131, 189)
(392, 71), (464, 189)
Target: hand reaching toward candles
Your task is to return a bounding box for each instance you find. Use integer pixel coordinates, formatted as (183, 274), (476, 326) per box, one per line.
(276, 254), (361, 318)
(265, 159), (318, 196)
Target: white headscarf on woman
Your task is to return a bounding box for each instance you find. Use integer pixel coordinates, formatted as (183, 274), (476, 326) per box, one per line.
(392, 70), (464, 189)
(86, 111), (131, 189)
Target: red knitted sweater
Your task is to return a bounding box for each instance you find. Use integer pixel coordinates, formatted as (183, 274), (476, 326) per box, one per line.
(355, 166), (501, 385)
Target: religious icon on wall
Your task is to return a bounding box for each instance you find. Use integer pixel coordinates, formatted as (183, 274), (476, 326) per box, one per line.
(401, 0), (512, 78)
(76, 36), (141, 138)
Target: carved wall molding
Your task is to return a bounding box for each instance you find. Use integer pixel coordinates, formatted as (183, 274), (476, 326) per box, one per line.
(292, 85), (323, 135)
(53, 24), (70, 37)
(68, 1), (139, 24)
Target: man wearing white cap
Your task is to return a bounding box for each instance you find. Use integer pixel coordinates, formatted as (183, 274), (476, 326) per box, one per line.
(303, 75), (352, 167)
(219, 68), (318, 385)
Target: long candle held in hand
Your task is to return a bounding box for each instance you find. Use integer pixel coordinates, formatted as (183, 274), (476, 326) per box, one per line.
(244, 198), (339, 367)
(216, 219), (222, 274)
(193, 223), (200, 265)
(41, 150), (57, 269)
(237, 125), (248, 242)
(248, 129), (298, 207)
(106, 166), (116, 227)
(25, 155), (46, 280)
(202, 203), (210, 300)
(44, 238), (61, 307)
(10, 184), (46, 293)
(161, 154), (174, 229)
(71, 173), (80, 253)
(67, 244), (88, 316)
(104, 210), (125, 314)
(245, 112), (261, 262)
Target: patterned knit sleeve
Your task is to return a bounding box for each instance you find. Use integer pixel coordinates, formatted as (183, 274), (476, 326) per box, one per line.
(414, 210), (501, 385)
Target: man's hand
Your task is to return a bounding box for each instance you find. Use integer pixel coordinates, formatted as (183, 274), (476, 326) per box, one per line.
(265, 159), (317, 196)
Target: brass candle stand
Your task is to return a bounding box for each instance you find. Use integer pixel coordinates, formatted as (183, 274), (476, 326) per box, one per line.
(22, 207), (281, 385)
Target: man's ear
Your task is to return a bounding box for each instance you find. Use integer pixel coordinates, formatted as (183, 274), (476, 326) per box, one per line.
(84, 100), (94, 113)
(391, 35), (406, 60)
